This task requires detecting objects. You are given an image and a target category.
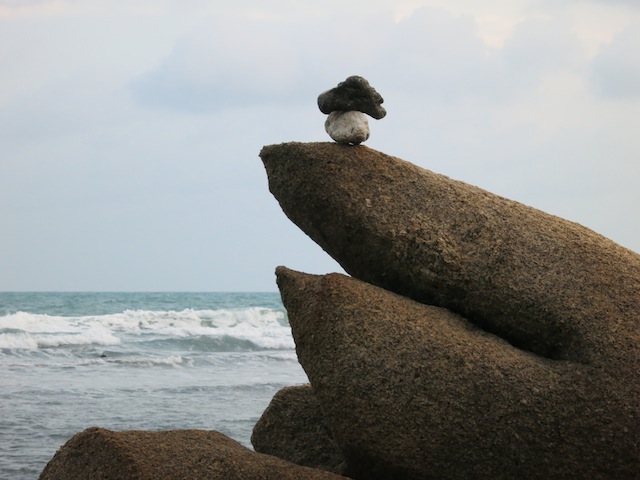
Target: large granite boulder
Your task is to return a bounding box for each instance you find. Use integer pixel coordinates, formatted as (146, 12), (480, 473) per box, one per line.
(260, 142), (640, 376)
(276, 266), (639, 480)
(252, 384), (346, 474)
(39, 427), (348, 480)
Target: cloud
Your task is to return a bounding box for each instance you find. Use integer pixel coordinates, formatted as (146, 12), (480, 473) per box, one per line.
(130, 11), (312, 112)
(375, 7), (495, 100)
(590, 25), (640, 98)
(502, 17), (583, 73)
(131, 5), (592, 114)
(132, 6), (503, 111)
(585, 0), (640, 6)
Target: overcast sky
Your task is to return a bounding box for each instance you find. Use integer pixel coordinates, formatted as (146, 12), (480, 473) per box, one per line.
(1, 0), (638, 291)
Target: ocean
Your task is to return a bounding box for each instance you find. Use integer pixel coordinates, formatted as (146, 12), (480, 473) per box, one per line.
(0, 292), (308, 479)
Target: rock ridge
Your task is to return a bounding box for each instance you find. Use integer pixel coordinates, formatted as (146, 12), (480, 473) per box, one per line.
(275, 266), (637, 480)
(256, 141), (639, 479)
(260, 142), (640, 373)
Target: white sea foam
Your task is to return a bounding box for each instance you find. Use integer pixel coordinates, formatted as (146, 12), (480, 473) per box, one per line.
(0, 332), (39, 350)
(0, 327), (120, 350)
(0, 307), (294, 351)
(0, 311), (77, 333)
(35, 327), (121, 348)
(111, 355), (188, 368)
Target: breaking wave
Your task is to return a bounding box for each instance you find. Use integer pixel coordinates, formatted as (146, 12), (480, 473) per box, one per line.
(0, 307), (294, 355)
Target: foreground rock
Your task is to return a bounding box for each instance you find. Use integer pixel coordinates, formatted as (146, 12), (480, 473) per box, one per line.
(261, 142), (640, 375)
(252, 384), (346, 475)
(324, 111), (370, 145)
(277, 266), (639, 480)
(39, 427), (348, 480)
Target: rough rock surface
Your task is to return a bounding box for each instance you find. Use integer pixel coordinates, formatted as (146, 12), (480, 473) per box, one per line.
(324, 111), (370, 145)
(318, 76), (386, 119)
(277, 266), (639, 480)
(260, 142), (640, 376)
(39, 427), (348, 480)
(252, 384), (346, 475)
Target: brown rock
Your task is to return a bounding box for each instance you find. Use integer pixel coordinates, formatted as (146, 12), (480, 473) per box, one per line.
(277, 266), (639, 480)
(260, 142), (640, 375)
(39, 427), (349, 480)
(252, 384), (346, 474)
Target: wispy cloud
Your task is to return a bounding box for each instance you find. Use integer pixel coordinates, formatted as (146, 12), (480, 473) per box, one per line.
(590, 24), (640, 98)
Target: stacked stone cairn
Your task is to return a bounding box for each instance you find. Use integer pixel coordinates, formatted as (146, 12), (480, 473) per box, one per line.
(39, 79), (639, 480)
(319, 76), (386, 145)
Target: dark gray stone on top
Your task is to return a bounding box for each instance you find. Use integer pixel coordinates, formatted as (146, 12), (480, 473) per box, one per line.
(317, 76), (386, 119)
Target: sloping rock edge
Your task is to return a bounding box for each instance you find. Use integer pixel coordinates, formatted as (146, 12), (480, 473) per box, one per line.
(39, 427), (349, 480)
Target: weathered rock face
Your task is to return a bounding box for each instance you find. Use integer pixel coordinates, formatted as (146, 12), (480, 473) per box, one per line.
(252, 384), (346, 475)
(39, 427), (348, 480)
(260, 142), (640, 376)
(324, 111), (370, 145)
(277, 266), (639, 480)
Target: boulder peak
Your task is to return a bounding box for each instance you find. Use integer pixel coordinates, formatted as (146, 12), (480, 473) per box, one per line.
(261, 141), (640, 372)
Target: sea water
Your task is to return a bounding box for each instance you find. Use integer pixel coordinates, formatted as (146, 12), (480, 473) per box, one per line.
(0, 292), (308, 479)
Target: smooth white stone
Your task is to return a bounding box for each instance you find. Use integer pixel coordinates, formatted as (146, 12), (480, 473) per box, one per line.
(324, 111), (370, 145)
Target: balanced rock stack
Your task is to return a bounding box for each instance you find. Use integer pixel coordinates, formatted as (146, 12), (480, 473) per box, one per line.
(318, 76), (386, 145)
(253, 142), (640, 479)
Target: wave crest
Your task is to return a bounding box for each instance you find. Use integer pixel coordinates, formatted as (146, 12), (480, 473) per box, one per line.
(0, 307), (293, 353)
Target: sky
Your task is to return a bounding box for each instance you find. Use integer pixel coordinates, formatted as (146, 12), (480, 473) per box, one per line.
(1, 0), (639, 291)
